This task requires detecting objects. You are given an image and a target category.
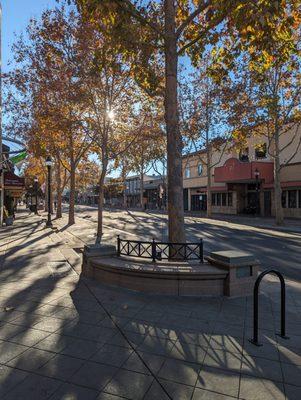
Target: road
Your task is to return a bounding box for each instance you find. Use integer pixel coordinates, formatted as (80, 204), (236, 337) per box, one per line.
(66, 204), (301, 282)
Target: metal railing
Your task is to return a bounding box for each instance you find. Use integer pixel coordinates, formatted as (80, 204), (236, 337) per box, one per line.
(117, 236), (203, 263)
(249, 269), (289, 346)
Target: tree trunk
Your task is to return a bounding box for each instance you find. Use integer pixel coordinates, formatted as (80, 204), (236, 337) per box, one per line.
(206, 147), (212, 218)
(56, 160), (62, 219)
(164, 0), (185, 243)
(68, 163), (76, 226)
(96, 165), (107, 244)
(274, 129), (284, 225)
(140, 168), (144, 209)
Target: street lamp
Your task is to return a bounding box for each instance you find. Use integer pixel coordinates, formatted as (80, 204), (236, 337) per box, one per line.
(34, 177), (38, 215)
(45, 156), (53, 228)
(254, 168), (260, 215)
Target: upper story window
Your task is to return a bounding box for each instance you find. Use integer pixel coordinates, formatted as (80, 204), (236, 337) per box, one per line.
(255, 143), (267, 159)
(197, 163), (203, 176)
(184, 165), (191, 179)
(239, 147), (249, 162)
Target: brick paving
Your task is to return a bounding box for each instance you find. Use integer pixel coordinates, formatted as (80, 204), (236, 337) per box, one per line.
(0, 210), (301, 399)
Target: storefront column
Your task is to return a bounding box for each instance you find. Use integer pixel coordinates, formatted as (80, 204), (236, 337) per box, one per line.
(187, 188), (191, 211)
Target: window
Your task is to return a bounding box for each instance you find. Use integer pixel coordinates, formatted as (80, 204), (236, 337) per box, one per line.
(184, 165), (191, 179)
(239, 147), (249, 162)
(228, 193), (233, 206)
(216, 193), (221, 206)
(212, 193), (216, 206)
(198, 164), (203, 176)
(288, 190), (297, 208)
(255, 143), (267, 159)
(222, 193), (227, 206)
(299, 190), (301, 208)
(282, 191), (287, 208)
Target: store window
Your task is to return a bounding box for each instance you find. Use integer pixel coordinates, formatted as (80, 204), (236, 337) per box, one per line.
(288, 190), (297, 208)
(198, 163), (203, 176)
(299, 190), (301, 208)
(185, 165), (191, 179)
(255, 143), (267, 159)
(222, 193), (227, 206)
(239, 147), (249, 162)
(212, 193), (216, 206)
(216, 193), (221, 206)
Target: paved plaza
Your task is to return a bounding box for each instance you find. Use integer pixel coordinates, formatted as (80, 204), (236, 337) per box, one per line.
(0, 210), (301, 399)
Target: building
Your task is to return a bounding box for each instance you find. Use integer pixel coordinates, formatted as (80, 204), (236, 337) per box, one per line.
(182, 127), (301, 218)
(0, 144), (25, 222)
(125, 174), (166, 209)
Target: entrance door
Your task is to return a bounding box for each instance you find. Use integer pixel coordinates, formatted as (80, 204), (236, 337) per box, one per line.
(264, 191), (272, 216)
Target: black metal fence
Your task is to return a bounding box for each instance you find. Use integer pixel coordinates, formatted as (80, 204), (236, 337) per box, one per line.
(117, 236), (203, 263)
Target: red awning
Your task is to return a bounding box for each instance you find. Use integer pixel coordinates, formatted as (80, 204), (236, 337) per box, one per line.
(214, 158), (274, 184)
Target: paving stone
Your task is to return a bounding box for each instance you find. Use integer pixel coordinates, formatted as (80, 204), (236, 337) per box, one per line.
(0, 322), (27, 340)
(38, 354), (85, 380)
(104, 369), (154, 399)
(192, 388), (234, 399)
(9, 328), (51, 347)
(90, 343), (133, 367)
(121, 351), (165, 375)
(137, 335), (175, 357)
(284, 384), (301, 400)
(7, 347), (55, 371)
(69, 361), (118, 390)
(158, 358), (201, 386)
(209, 335), (243, 354)
(196, 365), (240, 397)
(243, 340), (280, 361)
(61, 336), (102, 359)
(282, 363), (301, 386)
(241, 354), (283, 382)
(278, 345), (301, 365)
(144, 379), (193, 400)
(0, 341), (28, 363)
(97, 392), (125, 399)
(34, 333), (68, 353)
(49, 382), (99, 399)
(33, 316), (70, 333)
(239, 375), (285, 400)
(3, 374), (62, 400)
(170, 341), (207, 363)
(0, 365), (28, 397)
(203, 348), (242, 372)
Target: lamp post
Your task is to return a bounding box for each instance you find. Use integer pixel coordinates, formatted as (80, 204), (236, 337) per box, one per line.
(45, 156), (53, 228)
(34, 177), (39, 215)
(254, 168), (260, 215)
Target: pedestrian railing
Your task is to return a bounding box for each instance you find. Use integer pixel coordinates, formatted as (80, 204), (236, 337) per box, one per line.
(117, 236), (204, 263)
(249, 269), (289, 346)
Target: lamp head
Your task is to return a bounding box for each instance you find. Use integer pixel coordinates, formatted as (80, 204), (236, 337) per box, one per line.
(45, 156), (53, 167)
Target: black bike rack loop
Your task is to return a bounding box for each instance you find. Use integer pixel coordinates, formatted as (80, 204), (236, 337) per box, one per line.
(249, 269), (290, 346)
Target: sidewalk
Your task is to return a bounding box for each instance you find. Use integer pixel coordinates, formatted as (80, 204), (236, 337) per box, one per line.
(0, 210), (301, 399)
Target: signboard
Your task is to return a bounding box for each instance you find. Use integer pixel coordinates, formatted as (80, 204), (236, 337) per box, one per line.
(4, 172), (25, 188)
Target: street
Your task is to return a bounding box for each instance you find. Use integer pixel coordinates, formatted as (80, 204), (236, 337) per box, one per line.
(68, 205), (301, 282)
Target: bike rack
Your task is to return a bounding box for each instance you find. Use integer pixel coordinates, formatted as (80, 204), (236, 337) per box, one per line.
(249, 269), (289, 346)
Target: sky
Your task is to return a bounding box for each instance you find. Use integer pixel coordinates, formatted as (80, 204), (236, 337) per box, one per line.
(2, 0), (58, 72)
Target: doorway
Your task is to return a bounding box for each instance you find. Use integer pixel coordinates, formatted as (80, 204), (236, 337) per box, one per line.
(264, 191), (272, 216)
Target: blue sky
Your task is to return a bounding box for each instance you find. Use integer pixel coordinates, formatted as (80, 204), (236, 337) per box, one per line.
(2, 0), (58, 72)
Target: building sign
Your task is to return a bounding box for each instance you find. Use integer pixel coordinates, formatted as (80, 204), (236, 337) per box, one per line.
(4, 172), (25, 188)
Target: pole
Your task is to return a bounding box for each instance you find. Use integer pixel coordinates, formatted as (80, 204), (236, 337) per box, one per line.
(0, 3), (3, 227)
(46, 165), (52, 228)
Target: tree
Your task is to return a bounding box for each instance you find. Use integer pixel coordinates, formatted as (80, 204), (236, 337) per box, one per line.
(75, 0), (299, 243)
(223, 48), (301, 225)
(180, 64), (230, 217)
